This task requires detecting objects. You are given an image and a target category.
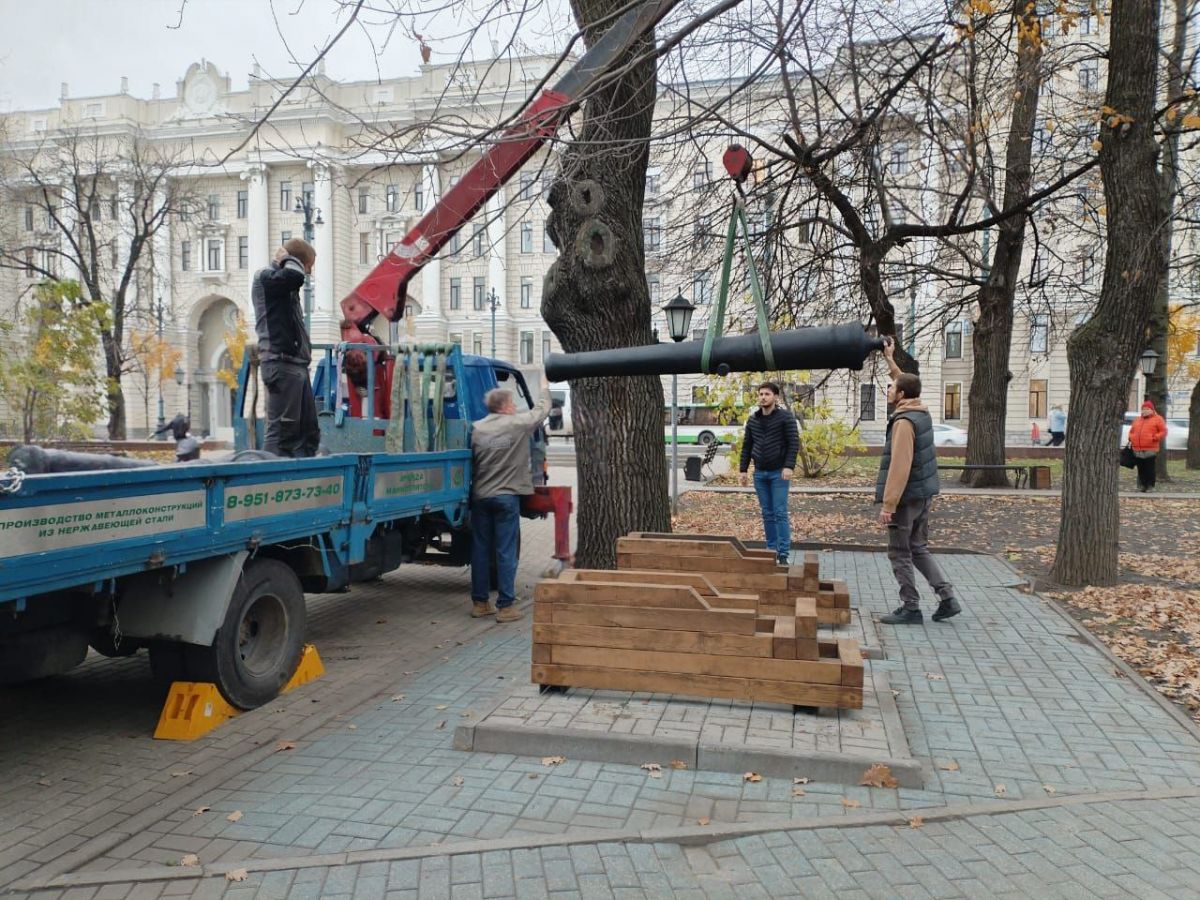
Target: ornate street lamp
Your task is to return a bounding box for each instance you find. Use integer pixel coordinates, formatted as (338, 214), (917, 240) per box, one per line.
(662, 290), (695, 516)
(294, 195), (324, 331)
(1139, 348), (1159, 377)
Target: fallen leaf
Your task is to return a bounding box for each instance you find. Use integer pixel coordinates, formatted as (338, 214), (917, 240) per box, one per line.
(541, 755), (566, 766)
(459, 711), (472, 718)
(669, 760), (689, 770)
(226, 810), (243, 823)
(170, 770), (192, 777)
(347, 724), (357, 731)
(697, 816), (711, 826)
(641, 763), (662, 773)
(994, 784), (1007, 797)
(436, 720), (446, 730)
(908, 815), (925, 829)
(274, 741), (296, 753)
(35, 778), (51, 787)
(226, 868), (249, 882)
(391, 694), (406, 702)
(792, 787), (806, 797)
(451, 776), (464, 787)
(860, 764), (900, 789)
(435, 705), (448, 710)
(744, 772), (762, 783)
(180, 854), (200, 867)
(527, 773), (539, 780)
(793, 777), (810, 785)
(376, 618), (387, 624)
(939, 760), (960, 772)
(1043, 784), (1056, 795)
(193, 806), (211, 816)
(924, 672), (945, 681)
(841, 797), (861, 809)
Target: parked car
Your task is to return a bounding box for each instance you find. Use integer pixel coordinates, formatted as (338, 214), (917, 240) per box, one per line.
(1120, 412), (1189, 450)
(933, 423), (968, 446)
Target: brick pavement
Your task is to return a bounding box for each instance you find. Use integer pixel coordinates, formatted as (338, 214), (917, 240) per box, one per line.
(6, 468), (1200, 897)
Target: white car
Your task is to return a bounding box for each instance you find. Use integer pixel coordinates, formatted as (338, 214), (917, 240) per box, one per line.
(1120, 412), (1190, 450)
(933, 423), (968, 446)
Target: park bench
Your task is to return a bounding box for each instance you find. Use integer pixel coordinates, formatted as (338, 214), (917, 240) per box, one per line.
(936, 463), (1032, 489)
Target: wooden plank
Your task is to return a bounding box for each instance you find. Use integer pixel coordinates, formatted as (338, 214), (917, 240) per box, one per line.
(838, 639), (864, 688)
(535, 580), (710, 610)
(771, 616), (796, 660)
(572, 569), (721, 595)
(531, 642), (552, 664)
(618, 536), (745, 559)
(533, 623), (775, 658)
(532, 601), (553, 624)
(628, 532), (752, 554)
(544, 644), (845, 685)
(549, 603), (757, 635)
(618, 543), (780, 576)
(618, 554), (789, 588)
(531, 663), (862, 709)
(819, 608), (852, 626)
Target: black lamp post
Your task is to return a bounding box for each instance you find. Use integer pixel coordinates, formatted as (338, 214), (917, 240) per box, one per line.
(488, 288), (500, 358)
(662, 290), (695, 516)
(1139, 348), (1159, 377)
(294, 195), (324, 332)
(154, 295), (167, 438)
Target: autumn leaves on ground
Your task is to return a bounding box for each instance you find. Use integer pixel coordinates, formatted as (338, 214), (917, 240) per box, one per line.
(675, 485), (1200, 725)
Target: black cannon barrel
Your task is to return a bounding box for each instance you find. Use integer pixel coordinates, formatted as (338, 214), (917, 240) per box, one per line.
(544, 323), (884, 381)
(7, 445), (158, 476)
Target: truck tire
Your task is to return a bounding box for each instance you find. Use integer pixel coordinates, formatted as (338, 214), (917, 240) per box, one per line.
(185, 558), (307, 710)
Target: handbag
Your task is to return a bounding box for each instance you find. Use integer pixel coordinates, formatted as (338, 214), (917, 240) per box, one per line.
(1120, 444), (1136, 469)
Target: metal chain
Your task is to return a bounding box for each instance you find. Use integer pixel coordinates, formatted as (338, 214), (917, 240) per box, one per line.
(0, 467), (26, 494)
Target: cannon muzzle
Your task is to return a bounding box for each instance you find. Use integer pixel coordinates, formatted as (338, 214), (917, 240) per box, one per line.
(544, 323), (883, 381)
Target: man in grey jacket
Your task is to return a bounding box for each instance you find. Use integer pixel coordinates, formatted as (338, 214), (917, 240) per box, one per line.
(252, 238), (319, 458)
(469, 373), (550, 622)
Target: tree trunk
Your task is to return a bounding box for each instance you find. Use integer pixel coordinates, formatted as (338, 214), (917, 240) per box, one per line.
(542, 0), (670, 569)
(1052, 0), (1166, 587)
(1188, 378), (1200, 469)
(962, 5), (1042, 488)
(102, 330), (127, 440)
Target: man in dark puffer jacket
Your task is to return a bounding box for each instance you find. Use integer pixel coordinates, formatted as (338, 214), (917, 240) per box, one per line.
(738, 382), (800, 565)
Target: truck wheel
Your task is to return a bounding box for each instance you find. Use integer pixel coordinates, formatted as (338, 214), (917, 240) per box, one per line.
(186, 558), (307, 710)
(698, 431), (716, 447)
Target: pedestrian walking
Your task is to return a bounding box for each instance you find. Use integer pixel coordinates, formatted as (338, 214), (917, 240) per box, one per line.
(875, 338), (961, 625)
(738, 382), (800, 565)
(1046, 405), (1066, 446)
(1129, 400), (1168, 492)
(468, 374), (550, 622)
(252, 238), (320, 458)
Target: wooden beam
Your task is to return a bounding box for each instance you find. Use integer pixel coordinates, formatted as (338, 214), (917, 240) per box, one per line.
(547, 603), (758, 635)
(838, 639), (864, 688)
(533, 623), (776, 657)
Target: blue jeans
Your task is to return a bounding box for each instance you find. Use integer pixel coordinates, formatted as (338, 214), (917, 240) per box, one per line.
(752, 469), (791, 560)
(470, 494), (521, 607)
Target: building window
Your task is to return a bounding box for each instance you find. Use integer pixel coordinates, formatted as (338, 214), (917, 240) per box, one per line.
(888, 142), (909, 174)
(181, 240), (191, 271)
(279, 181), (292, 211)
(473, 224), (486, 257)
(359, 233), (371, 265)
(206, 239), (224, 272)
(1034, 125), (1052, 154)
(944, 383), (961, 420)
(692, 328), (707, 343)
(472, 332), (483, 355)
(414, 181), (424, 211)
(1080, 253), (1095, 283)
(520, 220), (533, 253)
(694, 214), (710, 250)
(1079, 12), (1094, 34)
(84, 101), (103, 118)
(238, 236), (249, 269)
(693, 270), (712, 304)
(236, 190), (248, 218)
(24, 249), (35, 277)
(110, 240), (119, 267)
(542, 332), (552, 361)
(386, 184), (398, 212)
(644, 217), (661, 252)
(449, 230), (460, 254)
(281, 230), (291, 244)
(1030, 313), (1049, 354)
(647, 275), (661, 306)
(301, 182), (314, 206)
(521, 277), (533, 309)
(207, 194), (220, 221)
(1029, 379), (1048, 418)
(944, 321), (963, 359)
(520, 331), (534, 365)
(519, 173), (536, 201)
(473, 277), (486, 310)
(449, 278), (461, 310)
(23, 206), (33, 231)
(39, 249), (55, 277)
(1079, 60), (1099, 94)
(358, 187), (369, 214)
(449, 331), (463, 347)
(692, 159), (712, 190)
(645, 169), (660, 197)
(860, 384), (876, 421)
(543, 223), (555, 254)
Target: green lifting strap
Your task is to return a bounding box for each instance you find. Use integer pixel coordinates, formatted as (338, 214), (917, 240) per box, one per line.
(700, 199), (776, 374)
(385, 347), (408, 454)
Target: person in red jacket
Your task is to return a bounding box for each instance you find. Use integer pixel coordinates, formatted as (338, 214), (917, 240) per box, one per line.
(1129, 400), (1168, 492)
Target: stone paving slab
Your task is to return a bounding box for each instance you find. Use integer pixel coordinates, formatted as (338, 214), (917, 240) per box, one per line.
(455, 667), (921, 788)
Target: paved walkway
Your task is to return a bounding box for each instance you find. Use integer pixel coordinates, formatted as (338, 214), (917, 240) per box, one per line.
(4, 469), (1200, 898)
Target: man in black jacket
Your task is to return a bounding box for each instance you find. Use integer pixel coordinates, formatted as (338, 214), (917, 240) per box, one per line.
(252, 238), (320, 458)
(738, 382), (800, 564)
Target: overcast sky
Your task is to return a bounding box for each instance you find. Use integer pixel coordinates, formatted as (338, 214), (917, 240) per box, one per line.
(0, 0), (567, 112)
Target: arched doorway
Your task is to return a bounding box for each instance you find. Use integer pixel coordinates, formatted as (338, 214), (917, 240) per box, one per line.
(192, 296), (242, 441)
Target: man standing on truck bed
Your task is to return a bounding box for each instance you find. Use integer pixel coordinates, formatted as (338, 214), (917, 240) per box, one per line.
(469, 373), (550, 622)
(253, 238), (320, 458)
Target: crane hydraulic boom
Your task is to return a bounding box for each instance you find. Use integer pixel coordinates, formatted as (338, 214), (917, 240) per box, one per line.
(339, 0), (678, 347)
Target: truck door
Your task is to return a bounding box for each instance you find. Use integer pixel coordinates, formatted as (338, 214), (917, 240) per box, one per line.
(492, 367), (548, 486)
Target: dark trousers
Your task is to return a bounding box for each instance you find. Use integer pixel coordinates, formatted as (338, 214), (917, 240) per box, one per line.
(1135, 454), (1158, 490)
(262, 360), (320, 458)
(1045, 431), (1065, 447)
(887, 496), (956, 610)
(470, 495), (521, 607)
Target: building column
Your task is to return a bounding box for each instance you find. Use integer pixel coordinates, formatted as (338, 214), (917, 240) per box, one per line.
(241, 162), (269, 315)
(309, 160), (338, 345)
(419, 163), (444, 329)
(486, 187), (510, 356)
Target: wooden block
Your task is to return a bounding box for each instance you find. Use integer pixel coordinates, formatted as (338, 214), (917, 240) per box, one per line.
(771, 616), (796, 660)
(531, 642), (552, 664)
(801, 574), (820, 593)
(536, 580), (710, 610)
(531, 663), (862, 709)
(549, 603), (758, 635)
(617, 541), (780, 576)
(794, 637), (820, 661)
(573, 569), (721, 595)
(532, 601), (553, 624)
(803, 552), (820, 576)
(838, 639), (864, 688)
(819, 608), (852, 626)
(533, 623), (776, 658)
(547, 644), (845, 685)
(793, 597), (818, 639)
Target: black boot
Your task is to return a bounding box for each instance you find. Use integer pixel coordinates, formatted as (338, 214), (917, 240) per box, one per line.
(932, 597), (962, 622)
(880, 606), (923, 625)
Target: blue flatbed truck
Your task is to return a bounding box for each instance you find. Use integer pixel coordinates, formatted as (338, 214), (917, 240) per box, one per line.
(0, 344), (560, 710)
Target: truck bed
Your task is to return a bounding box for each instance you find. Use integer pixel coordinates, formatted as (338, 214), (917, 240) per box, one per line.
(0, 450), (470, 605)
